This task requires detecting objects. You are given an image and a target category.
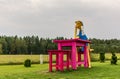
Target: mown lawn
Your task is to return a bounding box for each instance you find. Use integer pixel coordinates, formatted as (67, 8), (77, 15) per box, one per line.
(0, 55), (49, 65)
(0, 60), (120, 79)
(0, 53), (120, 65)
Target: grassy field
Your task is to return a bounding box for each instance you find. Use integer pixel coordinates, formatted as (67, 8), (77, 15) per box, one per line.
(0, 54), (120, 79)
(0, 53), (120, 65)
(0, 61), (120, 79)
(91, 53), (120, 61)
(0, 55), (49, 65)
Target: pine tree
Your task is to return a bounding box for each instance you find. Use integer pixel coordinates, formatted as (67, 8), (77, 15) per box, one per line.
(111, 53), (117, 65)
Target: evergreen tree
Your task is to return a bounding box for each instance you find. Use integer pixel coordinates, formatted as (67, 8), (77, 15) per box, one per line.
(99, 52), (105, 62)
(111, 53), (117, 65)
(0, 44), (3, 54)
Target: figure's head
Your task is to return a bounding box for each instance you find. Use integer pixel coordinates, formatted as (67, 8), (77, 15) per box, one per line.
(75, 20), (83, 30)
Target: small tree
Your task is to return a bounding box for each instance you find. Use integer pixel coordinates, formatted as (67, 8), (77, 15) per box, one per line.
(111, 53), (117, 65)
(24, 59), (31, 67)
(99, 52), (105, 62)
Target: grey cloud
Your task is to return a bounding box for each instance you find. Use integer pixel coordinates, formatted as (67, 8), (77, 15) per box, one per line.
(0, 0), (120, 39)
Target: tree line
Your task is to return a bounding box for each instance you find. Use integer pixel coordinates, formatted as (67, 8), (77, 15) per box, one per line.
(90, 38), (120, 53)
(0, 36), (62, 54)
(0, 36), (120, 54)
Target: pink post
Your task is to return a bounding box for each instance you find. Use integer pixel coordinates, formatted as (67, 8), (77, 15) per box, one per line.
(58, 43), (63, 71)
(49, 52), (52, 72)
(72, 42), (77, 70)
(84, 45), (88, 68)
(58, 43), (62, 50)
(60, 52), (63, 71)
(67, 52), (70, 70)
(56, 53), (59, 70)
(78, 52), (81, 66)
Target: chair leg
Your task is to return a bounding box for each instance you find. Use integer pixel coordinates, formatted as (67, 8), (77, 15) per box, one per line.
(67, 53), (70, 70)
(48, 50), (71, 72)
(59, 52), (63, 71)
(56, 53), (59, 70)
(78, 53), (81, 66)
(49, 52), (52, 72)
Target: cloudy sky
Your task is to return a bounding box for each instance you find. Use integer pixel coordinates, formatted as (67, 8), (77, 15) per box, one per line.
(0, 0), (120, 39)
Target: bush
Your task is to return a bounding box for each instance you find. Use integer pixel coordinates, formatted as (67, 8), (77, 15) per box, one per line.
(99, 52), (105, 62)
(111, 53), (117, 65)
(24, 59), (31, 67)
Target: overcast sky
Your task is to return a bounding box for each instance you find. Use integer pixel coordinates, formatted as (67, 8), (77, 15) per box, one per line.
(0, 0), (120, 39)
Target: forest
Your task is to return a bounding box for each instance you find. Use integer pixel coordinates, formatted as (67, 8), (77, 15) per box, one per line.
(0, 35), (120, 54)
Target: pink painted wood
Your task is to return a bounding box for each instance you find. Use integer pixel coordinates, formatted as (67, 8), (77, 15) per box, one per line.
(78, 52), (82, 66)
(48, 50), (71, 72)
(54, 39), (91, 70)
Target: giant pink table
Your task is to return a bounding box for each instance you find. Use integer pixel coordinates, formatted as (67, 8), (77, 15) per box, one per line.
(54, 39), (91, 70)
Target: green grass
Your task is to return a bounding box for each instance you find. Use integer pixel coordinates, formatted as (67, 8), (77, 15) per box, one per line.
(90, 53), (120, 61)
(0, 53), (120, 65)
(0, 64), (48, 79)
(0, 55), (49, 65)
(0, 61), (120, 79)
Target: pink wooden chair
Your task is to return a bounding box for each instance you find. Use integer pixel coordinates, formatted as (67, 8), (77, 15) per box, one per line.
(48, 50), (71, 72)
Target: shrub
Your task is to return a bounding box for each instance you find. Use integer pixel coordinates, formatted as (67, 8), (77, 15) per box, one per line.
(99, 52), (105, 62)
(24, 59), (31, 67)
(111, 53), (117, 65)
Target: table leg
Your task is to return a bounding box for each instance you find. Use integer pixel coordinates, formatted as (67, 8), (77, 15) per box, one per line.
(72, 43), (77, 70)
(67, 53), (70, 70)
(60, 52), (63, 71)
(84, 45), (88, 68)
(58, 43), (62, 50)
(58, 43), (62, 70)
(49, 52), (52, 72)
(56, 53), (59, 70)
(78, 52), (81, 66)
